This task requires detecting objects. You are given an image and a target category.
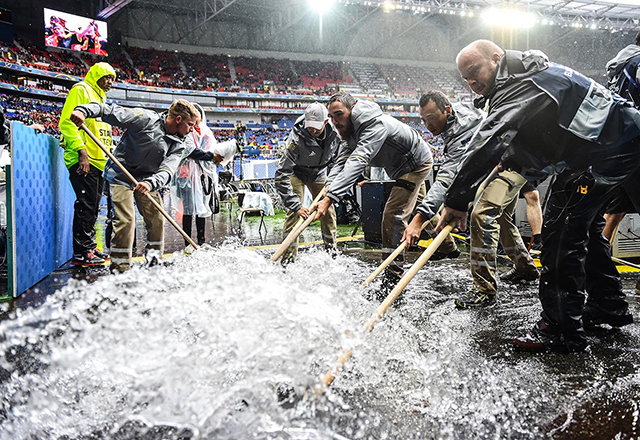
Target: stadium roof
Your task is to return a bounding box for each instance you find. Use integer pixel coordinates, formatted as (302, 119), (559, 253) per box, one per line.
(336, 0), (640, 30)
(107, 0), (640, 30)
(461, 0), (640, 19)
(466, 0), (640, 20)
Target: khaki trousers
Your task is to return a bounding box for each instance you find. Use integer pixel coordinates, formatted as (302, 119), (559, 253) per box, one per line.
(110, 184), (165, 272)
(382, 162), (433, 274)
(281, 176), (337, 262)
(470, 170), (538, 294)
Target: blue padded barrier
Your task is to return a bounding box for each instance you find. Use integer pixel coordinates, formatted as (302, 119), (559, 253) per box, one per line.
(7, 122), (74, 297)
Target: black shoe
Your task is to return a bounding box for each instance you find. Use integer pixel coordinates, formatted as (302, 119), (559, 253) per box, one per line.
(512, 328), (548, 352)
(513, 320), (574, 353)
(72, 252), (106, 267)
(500, 268), (539, 284)
(455, 290), (496, 309)
(430, 248), (461, 261)
(513, 320), (553, 352)
(325, 245), (339, 259)
(583, 309), (634, 329)
(92, 248), (110, 261)
(145, 250), (161, 268)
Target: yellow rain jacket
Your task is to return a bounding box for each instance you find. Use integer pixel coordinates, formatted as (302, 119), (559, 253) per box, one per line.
(59, 62), (116, 170)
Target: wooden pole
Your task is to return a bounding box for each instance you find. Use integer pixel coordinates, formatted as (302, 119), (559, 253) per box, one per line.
(319, 219), (457, 389)
(270, 190), (325, 262)
(271, 211), (320, 262)
(79, 124), (199, 250)
(359, 220), (430, 289)
(318, 167), (501, 390)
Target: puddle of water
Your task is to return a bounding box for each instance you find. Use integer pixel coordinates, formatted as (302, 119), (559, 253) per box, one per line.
(1, 243), (639, 439)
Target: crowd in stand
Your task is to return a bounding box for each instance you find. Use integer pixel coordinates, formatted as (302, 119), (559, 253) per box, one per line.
(0, 36), (453, 164)
(0, 94), (126, 139)
(0, 91), (448, 165)
(182, 52), (232, 89)
(0, 36), (469, 100)
(295, 60), (352, 90)
(0, 94), (62, 137)
(1, 34), (611, 101)
(1, 37), (354, 95)
(407, 121), (445, 163)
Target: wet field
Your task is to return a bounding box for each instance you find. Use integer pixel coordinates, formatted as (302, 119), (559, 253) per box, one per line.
(1, 207), (639, 439)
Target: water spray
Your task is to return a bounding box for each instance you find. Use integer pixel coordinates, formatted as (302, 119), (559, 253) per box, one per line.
(318, 219), (457, 390)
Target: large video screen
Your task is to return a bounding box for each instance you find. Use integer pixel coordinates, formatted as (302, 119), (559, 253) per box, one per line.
(44, 8), (108, 56)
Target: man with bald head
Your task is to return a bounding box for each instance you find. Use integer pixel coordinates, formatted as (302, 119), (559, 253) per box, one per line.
(422, 42), (541, 310)
(456, 39), (503, 97)
(437, 39), (640, 353)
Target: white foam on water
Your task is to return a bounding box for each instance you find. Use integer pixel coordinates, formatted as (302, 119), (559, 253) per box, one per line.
(0, 244), (634, 439)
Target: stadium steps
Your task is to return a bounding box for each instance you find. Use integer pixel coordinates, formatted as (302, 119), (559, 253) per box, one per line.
(122, 49), (140, 76)
(228, 57), (237, 83)
(289, 59), (298, 78)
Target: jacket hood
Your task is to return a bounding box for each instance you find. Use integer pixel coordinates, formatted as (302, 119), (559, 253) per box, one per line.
(494, 50), (549, 91)
(606, 45), (640, 80)
(443, 102), (484, 147)
(351, 99), (384, 133)
(84, 62), (116, 98)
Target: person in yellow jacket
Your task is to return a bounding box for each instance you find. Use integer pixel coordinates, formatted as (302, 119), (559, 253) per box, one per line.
(59, 62), (116, 266)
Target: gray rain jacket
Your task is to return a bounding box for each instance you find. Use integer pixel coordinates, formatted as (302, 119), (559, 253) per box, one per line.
(274, 115), (340, 212)
(445, 49), (640, 211)
(606, 44), (640, 107)
(75, 103), (186, 191)
(415, 102), (485, 220)
(326, 99), (433, 202)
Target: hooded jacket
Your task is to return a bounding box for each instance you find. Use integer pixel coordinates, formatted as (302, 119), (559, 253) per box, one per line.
(326, 99), (433, 202)
(74, 103), (186, 191)
(445, 49), (640, 211)
(274, 114), (340, 212)
(606, 44), (640, 107)
(415, 102), (484, 220)
(59, 62), (116, 170)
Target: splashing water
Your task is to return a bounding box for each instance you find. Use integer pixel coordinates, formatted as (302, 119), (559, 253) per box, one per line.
(1, 244), (639, 439)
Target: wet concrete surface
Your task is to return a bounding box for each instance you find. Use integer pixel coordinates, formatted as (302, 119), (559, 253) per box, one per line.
(1, 202), (640, 438)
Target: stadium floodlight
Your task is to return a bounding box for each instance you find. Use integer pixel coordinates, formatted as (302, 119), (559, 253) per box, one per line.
(383, 1), (396, 11)
(481, 7), (536, 29)
(309, 0), (336, 14)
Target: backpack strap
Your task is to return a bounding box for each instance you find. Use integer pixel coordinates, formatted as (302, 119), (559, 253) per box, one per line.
(623, 66), (639, 89)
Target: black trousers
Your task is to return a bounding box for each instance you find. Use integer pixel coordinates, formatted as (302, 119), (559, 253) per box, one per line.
(68, 163), (104, 255)
(103, 182), (115, 249)
(539, 140), (640, 352)
(182, 215), (206, 246)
